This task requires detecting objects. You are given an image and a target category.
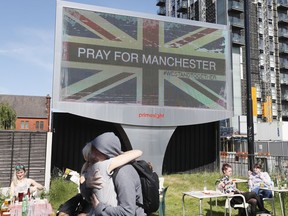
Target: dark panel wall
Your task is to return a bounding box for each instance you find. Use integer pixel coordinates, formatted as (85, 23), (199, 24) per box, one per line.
(162, 121), (219, 174)
(52, 113), (220, 175)
(51, 113), (131, 173)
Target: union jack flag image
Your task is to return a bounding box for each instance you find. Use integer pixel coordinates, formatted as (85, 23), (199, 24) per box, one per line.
(60, 7), (228, 110)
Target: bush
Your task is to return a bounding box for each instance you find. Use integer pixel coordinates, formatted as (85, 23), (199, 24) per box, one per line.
(48, 177), (78, 211)
(0, 193), (7, 207)
(0, 187), (10, 207)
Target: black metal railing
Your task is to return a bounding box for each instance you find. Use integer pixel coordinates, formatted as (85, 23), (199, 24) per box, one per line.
(220, 152), (288, 180)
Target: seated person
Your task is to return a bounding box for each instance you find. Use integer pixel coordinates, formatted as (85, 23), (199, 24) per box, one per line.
(10, 164), (44, 198)
(248, 163), (273, 199)
(218, 163), (270, 216)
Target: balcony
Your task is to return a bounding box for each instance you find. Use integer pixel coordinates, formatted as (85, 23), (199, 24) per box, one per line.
(280, 62), (288, 69)
(258, 26), (264, 34)
(232, 33), (245, 46)
(177, 0), (188, 13)
(280, 73), (288, 84)
(282, 94), (288, 100)
(259, 41), (264, 50)
(228, 1), (244, 12)
(280, 44), (288, 54)
(280, 78), (288, 84)
(157, 7), (166, 15)
(156, 0), (165, 6)
(258, 10), (263, 20)
(278, 0), (288, 8)
(229, 17), (245, 28)
(270, 44), (275, 53)
(279, 30), (288, 38)
(278, 14), (288, 23)
(282, 109), (288, 117)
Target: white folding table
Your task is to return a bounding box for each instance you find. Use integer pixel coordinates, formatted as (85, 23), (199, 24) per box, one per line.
(182, 190), (228, 216)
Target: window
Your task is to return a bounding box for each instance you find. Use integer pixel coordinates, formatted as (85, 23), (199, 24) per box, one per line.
(20, 121), (25, 129)
(36, 121), (44, 130)
(25, 121), (29, 129)
(40, 121), (44, 130)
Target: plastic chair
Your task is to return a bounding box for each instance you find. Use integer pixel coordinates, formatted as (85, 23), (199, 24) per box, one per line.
(259, 183), (276, 216)
(262, 196), (275, 216)
(214, 179), (221, 206)
(225, 194), (249, 216)
(158, 186), (169, 216)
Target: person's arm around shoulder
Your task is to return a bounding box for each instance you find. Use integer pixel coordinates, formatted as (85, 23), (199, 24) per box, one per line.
(108, 150), (142, 173)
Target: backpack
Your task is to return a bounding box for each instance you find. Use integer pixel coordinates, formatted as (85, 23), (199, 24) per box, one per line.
(56, 193), (91, 216)
(113, 160), (160, 214)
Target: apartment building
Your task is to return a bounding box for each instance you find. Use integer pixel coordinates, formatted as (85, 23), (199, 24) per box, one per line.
(156, 0), (288, 141)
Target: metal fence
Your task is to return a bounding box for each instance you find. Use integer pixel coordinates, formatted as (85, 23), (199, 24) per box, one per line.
(220, 151), (288, 180)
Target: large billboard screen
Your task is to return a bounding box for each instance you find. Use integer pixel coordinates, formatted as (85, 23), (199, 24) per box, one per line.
(53, 1), (233, 126)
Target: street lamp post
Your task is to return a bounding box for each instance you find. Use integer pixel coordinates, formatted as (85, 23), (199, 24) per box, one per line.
(244, 0), (255, 170)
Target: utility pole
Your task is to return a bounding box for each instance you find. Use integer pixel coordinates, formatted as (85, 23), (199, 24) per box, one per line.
(244, 0), (254, 170)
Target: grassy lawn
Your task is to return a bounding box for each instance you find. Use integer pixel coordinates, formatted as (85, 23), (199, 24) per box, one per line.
(162, 172), (286, 216)
(47, 172), (287, 215)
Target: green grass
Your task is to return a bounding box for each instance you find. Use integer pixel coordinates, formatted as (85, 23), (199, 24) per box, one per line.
(48, 177), (78, 211)
(36, 172), (288, 215)
(163, 172), (227, 216)
(162, 172), (287, 216)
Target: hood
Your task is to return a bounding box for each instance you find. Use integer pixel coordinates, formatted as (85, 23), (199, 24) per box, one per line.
(91, 132), (122, 158)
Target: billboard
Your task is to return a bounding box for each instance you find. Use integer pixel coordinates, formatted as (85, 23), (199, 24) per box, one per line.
(53, 1), (233, 126)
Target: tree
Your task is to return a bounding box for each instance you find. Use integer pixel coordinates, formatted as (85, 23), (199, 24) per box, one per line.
(0, 103), (16, 130)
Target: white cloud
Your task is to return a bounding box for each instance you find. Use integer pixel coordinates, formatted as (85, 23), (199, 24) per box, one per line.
(0, 27), (54, 72)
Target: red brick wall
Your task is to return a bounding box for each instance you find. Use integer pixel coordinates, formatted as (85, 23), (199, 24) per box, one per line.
(15, 118), (49, 131)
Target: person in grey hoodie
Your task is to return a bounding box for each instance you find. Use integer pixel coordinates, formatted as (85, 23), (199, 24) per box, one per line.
(80, 132), (146, 216)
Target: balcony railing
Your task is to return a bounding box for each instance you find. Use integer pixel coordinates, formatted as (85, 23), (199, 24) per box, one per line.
(177, 0), (188, 12)
(156, 0), (165, 6)
(220, 152), (288, 178)
(229, 17), (245, 28)
(278, 0), (288, 7)
(279, 30), (288, 38)
(279, 14), (288, 23)
(283, 110), (288, 117)
(280, 75), (288, 84)
(282, 94), (288, 100)
(157, 7), (166, 15)
(228, 1), (244, 11)
(232, 33), (245, 45)
(280, 44), (288, 53)
(280, 62), (288, 69)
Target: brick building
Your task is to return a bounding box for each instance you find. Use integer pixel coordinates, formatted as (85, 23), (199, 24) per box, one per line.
(0, 94), (51, 131)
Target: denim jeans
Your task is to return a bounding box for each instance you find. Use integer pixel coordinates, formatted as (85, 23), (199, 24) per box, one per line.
(252, 186), (272, 199)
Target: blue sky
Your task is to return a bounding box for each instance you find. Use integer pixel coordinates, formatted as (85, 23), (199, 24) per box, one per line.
(0, 0), (157, 96)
